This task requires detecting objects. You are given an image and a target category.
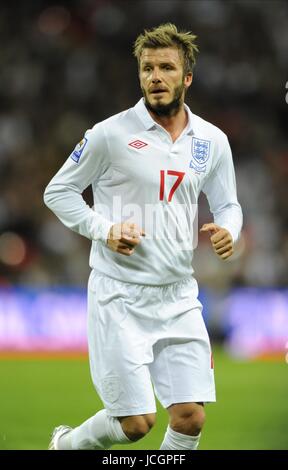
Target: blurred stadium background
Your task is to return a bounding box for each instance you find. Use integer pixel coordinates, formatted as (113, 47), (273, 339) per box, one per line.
(0, 0), (287, 450)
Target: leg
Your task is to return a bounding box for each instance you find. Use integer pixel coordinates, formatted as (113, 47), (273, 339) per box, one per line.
(148, 295), (215, 450)
(167, 402), (205, 436)
(52, 411), (156, 450)
(119, 413), (156, 441)
(51, 274), (157, 450)
(158, 403), (204, 450)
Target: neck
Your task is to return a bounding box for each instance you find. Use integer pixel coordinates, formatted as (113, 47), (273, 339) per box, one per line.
(148, 104), (188, 142)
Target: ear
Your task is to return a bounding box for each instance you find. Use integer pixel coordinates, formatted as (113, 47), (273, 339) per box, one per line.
(184, 72), (193, 89)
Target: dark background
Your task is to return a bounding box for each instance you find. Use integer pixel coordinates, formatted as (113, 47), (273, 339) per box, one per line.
(0, 0), (287, 288)
(0, 1), (287, 450)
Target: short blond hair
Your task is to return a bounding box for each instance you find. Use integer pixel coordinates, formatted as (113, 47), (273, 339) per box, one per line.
(133, 23), (198, 75)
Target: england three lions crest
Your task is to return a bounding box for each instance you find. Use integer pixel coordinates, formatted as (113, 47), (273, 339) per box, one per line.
(190, 137), (211, 173)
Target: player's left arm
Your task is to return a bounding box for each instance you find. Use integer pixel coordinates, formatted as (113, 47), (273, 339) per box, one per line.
(200, 135), (243, 260)
(200, 223), (233, 260)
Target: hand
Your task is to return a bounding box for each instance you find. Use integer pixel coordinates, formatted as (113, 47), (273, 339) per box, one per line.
(107, 222), (145, 256)
(200, 223), (233, 260)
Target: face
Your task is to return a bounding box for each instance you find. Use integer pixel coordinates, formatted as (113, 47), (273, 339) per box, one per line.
(139, 47), (192, 117)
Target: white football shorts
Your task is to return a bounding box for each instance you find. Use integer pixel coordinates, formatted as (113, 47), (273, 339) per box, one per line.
(87, 270), (216, 417)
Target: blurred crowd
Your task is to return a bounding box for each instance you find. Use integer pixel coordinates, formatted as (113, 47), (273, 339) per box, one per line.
(0, 0), (287, 288)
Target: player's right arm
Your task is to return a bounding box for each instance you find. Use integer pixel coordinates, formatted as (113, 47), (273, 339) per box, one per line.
(107, 222), (145, 256)
(44, 124), (144, 255)
(44, 123), (114, 244)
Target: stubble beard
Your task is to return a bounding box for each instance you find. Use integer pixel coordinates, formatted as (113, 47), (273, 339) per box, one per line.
(143, 82), (185, 117)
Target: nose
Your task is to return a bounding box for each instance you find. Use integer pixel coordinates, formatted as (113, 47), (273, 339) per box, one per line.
(151, 68), (161, 83)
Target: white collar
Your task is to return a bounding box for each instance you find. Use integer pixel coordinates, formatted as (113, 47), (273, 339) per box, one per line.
(134, 98), (194, 135)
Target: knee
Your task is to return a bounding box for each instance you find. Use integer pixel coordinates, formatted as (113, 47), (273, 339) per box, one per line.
(119, 413), (156, 441)
(169, 403), (205, 436)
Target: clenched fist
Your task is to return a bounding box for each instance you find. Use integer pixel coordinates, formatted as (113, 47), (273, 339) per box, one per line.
(200, 223), (233, 260)
(107, 222), (145, 256)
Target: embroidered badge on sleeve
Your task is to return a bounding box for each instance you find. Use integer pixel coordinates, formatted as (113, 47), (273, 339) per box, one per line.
(70, 137), (88, 163)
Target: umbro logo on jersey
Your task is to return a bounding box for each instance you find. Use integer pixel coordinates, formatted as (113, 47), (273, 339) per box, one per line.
(128, 140), (148, 149)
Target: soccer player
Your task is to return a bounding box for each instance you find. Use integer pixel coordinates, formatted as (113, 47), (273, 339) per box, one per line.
(44, 23), (242, 450)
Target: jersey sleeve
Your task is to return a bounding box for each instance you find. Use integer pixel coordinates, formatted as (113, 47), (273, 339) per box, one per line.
(201, 135), (243, 242)
(43, 123), (113, 243)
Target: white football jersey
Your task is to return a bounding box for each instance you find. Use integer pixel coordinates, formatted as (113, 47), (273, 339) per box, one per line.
(44, 98), (242, 285)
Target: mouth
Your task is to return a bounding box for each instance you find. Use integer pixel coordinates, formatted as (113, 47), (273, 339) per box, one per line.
(150, 89), (168, 95)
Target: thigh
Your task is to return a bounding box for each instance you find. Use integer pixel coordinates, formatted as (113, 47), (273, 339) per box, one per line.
(87, 271), (156, 417)
(149, 307), (216, 408)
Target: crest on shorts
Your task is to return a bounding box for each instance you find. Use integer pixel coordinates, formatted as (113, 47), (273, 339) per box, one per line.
(189, 137), (211, 173)
(101, 377), (120, 404)
(70, 137), (88, 163)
